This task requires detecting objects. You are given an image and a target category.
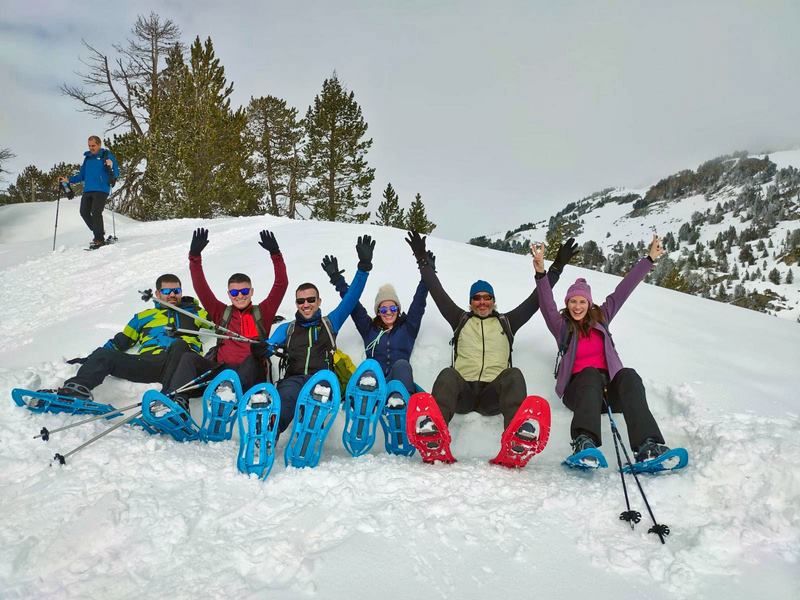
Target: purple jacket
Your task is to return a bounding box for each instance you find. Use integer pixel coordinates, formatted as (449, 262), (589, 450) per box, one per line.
(536, 257), (654, 398)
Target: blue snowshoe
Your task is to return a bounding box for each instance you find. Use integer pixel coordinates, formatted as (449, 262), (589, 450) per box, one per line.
(563, 447), (609, 470)
(284, 370), (341, 468)
(237, 383), (281, 480)
(379, 380), (416, 456)
(12, 387), (114, 416)
(342, 359), (387, 457)
(141, 390), (200, 441)
(199, 369), (242, 442)
(622, 447), (689, 474)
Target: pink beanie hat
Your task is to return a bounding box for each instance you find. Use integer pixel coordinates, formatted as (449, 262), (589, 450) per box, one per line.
(564, 278), (593, 305)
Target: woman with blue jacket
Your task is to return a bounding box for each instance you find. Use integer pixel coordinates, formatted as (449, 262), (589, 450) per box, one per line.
(321, 252), (431, 394)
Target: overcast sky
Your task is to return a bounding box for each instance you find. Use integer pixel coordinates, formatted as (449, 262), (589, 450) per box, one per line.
(1, 1), (798, 241)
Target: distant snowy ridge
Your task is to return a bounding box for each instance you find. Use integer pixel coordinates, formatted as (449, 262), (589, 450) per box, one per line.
(472, 149), (800, 322)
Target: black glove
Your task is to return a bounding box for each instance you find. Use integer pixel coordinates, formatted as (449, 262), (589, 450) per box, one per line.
(426, 250), (437, 272)
(355, 234), (375, 272)
(405, 231), (427, 261)
(258, 230), (280, 255)
(66, 356), (87, 365)
(321, 255), (345, 283)
(190, 228), (209, 257)
(250, 341), (268, 358)
(551, 237), (580, 272)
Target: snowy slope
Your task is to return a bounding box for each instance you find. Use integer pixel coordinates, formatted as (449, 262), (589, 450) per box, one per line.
(1, 203), (799, 599)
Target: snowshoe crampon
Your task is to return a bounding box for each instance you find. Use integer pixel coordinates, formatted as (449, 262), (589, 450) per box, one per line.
(490, 395), (551, 469)
(622, 447), (688, 474)
(237, 383), (281, 480)
(200, 369), (242, 442)
(379, 380), (415, 457)
(11, 388), (114, 416)
(342, 359), (386, 457)
(141, 390), (200, 442)
(284, 370), (341, 468)
(563, 447), (609, 470)
(406, 392), (455, 464)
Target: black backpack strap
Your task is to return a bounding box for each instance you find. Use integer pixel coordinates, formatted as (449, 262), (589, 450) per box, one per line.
(220, 305), (234, 329)
(250, 305), (268, 339)
(320, 316), (337, 350)
(497, 313), (515, 367)
(449, 312), (472, 367)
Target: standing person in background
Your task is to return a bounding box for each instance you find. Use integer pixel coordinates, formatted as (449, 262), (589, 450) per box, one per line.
(533, 235), (671, 466)
(59, 135), (119, 249)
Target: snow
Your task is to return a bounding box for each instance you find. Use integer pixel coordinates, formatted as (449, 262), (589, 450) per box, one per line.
(1, 202), (799, 599)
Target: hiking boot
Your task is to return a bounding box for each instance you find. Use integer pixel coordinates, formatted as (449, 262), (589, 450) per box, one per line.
(89, 238), (106, 250)
(571, 433), (597, 454)
(56, 382), (93, 401)
(415, 416), (438, 436)
(635, 438), (670, 462)
(511, 420), (540, 453)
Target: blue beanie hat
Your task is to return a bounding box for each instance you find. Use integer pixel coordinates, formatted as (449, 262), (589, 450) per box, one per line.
(469, 280), (494, 299)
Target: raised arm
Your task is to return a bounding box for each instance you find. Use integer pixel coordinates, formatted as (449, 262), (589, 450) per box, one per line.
(532, 241), (568, 341)
(406, 231), (463, 330)
(188, 228), (226, 323)
(256, 230), (289, 333)
(404, 275), (429, 338)
(602, 235), (661, 322)
(327, 235), (375, 332)
(322, 254), (372, 340)
(504, 238), (578, 333)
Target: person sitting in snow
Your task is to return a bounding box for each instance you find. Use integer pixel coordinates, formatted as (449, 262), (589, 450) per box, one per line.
(404, 231), (579, 465)
(41, 274), (208, 402)
(263, 235), (375, 434)
(532, 235), (671, 466)
(160, 228), (288, 404)
(319, 242), (432, 396)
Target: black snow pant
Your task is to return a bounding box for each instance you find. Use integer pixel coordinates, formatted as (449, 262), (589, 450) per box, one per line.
(163, 352), (266, 399)
(431, 367), (527, 429)
(562, 367), (664, 450)
(79, 191), (108, 240)
(66, 340), (193, 391)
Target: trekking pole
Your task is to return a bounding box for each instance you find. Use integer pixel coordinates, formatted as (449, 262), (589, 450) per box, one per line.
(604, 401), (641, 530)
(35, 377), (213, 441)
(173, 327), (258, 343)
(605, 404), (670, 544)
(52, 196), (60, 251)
(140, 288), (254, 344)
(50, 367), (221, 465)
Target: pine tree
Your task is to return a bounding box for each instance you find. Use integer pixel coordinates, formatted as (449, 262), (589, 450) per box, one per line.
(787, 269), (794, 284)
(717, 283), (728, 301)
(245, 95), (306, 217)
(768, 268), (781, 285)
(155, 37), (256, 218)
(405, 193), (436, 234)
(305, 74), (374, 223)
(661, 266), (690, 293)
(545, 221), (565, 260)
(373, 182), (405, 227)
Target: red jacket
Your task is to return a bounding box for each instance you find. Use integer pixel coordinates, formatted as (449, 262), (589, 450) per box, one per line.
(189, 252), (288, 365)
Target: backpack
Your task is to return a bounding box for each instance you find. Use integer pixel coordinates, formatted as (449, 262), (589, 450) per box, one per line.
(281, 316), (356, 392)
(554, 320), (614, 379)
(449, 311), (515, 368)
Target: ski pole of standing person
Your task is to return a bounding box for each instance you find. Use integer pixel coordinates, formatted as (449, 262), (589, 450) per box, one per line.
(52, 180), (74, 251)
(58, 135), (119, 250)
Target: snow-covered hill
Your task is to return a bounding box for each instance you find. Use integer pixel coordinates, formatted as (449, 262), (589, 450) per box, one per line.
(475, 149), (800, 322)
(0, 203), (798, 599)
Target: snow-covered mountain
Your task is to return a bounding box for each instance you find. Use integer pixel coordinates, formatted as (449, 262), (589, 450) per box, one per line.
(472, 150), (800, 322)
(0, 203), (798, 599)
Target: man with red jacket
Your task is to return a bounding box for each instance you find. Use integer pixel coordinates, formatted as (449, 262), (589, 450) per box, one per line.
(163, 227), (288, 402)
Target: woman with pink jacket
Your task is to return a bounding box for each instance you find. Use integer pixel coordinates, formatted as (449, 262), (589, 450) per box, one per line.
(533, 235), (671, 465)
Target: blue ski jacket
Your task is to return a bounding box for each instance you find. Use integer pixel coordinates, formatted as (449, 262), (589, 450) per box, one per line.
(69, 149), (120, 194)
(332, 275), (427, 375)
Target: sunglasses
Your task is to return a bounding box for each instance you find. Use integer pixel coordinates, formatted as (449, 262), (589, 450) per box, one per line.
(296, 296), (317, 305)
(378, 306), (399, 315)
(471, 294), (494, 302)
(159, 287), (182, 295)
(228, 288), (251, 297)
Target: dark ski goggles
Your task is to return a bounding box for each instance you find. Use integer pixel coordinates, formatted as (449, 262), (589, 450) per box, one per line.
(471, 293), (494, 302)
(295, 296), (317, 305)
(159, 287), (182, 295)
(228, 288), (251, 297)
(378, 306), (399, 315)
